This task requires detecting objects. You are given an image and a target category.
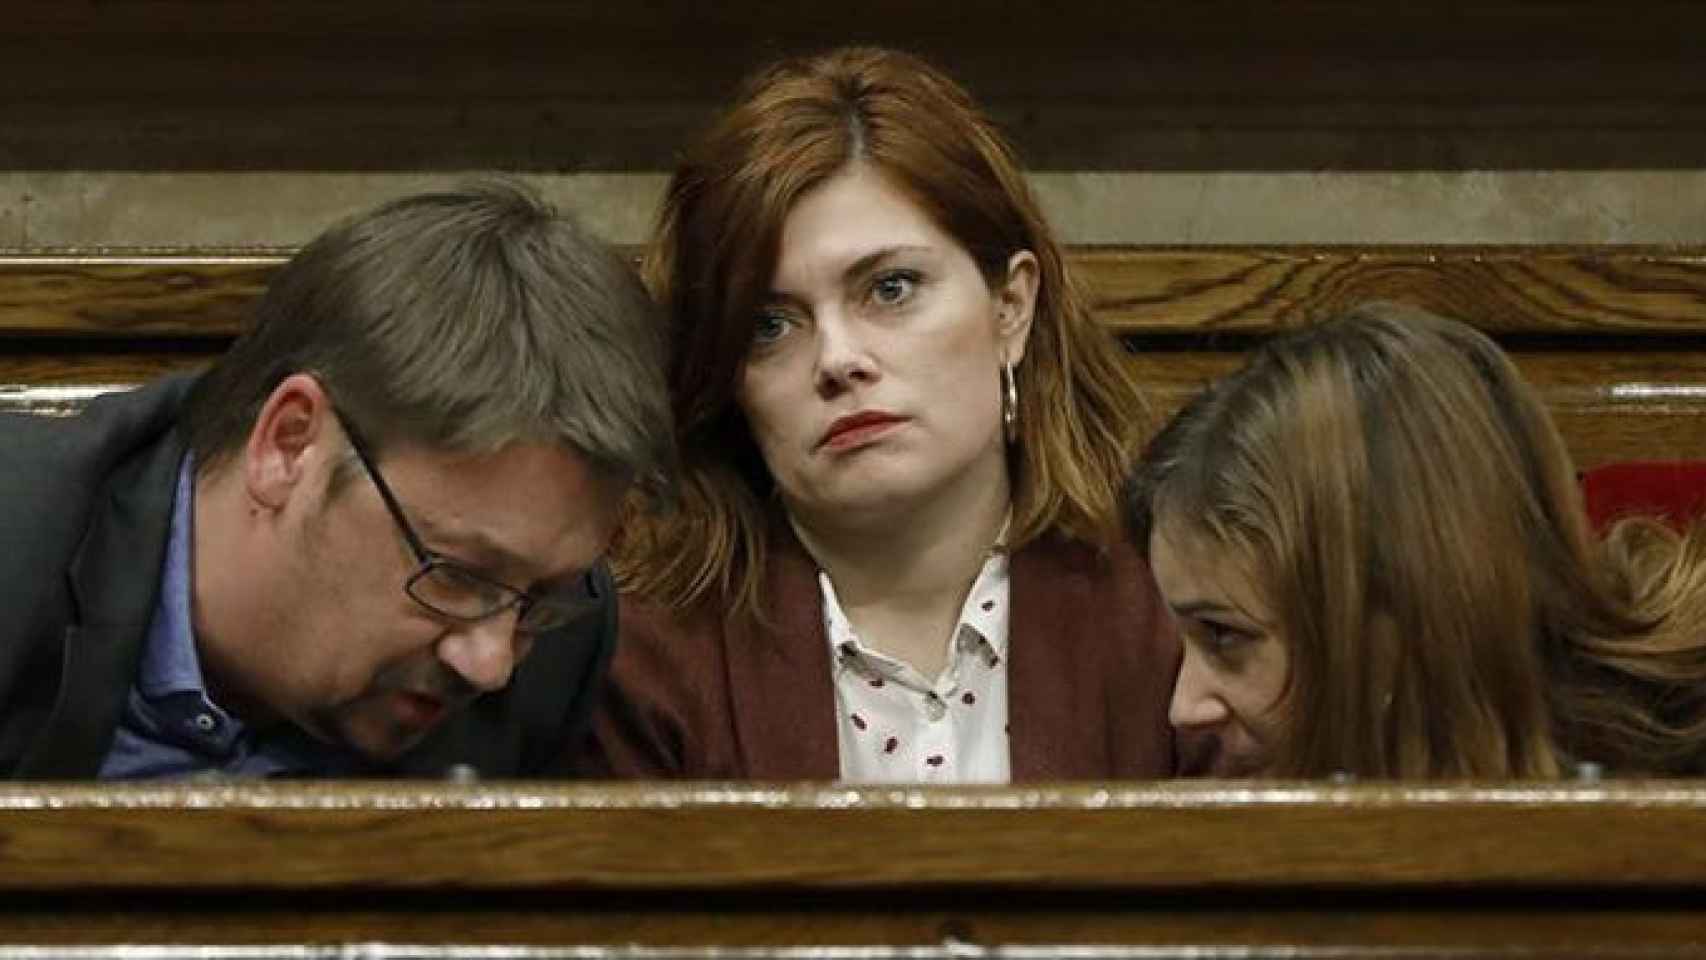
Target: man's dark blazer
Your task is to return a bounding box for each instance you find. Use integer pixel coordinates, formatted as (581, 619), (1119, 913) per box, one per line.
(0, 374), (616, 778)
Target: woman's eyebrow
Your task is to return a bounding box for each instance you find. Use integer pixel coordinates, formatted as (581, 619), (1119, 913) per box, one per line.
(1169, 599), (1267, 629)
(764, 245), (936, 303)
(839, 244), (932, 284)
(1170, 598), (1234, 617)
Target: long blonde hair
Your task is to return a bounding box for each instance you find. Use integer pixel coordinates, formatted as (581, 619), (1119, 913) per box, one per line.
(1127, 302), (1706, 777)
(620, 47), (1148, 619)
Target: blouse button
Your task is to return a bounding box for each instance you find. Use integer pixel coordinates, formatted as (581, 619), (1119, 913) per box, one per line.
(924, 693), (947, 721)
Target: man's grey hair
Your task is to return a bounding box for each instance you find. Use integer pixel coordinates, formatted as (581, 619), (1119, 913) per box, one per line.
(185, 180), (674, 497)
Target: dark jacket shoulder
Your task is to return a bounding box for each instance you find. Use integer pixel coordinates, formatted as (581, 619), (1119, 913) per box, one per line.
(0, 376), (196, 774)
(0, 376), (197, 607)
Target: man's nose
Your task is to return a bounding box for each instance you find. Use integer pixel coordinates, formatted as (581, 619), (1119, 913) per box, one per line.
(1169, 651), (1231, 730)
(437, 608), (524, 693)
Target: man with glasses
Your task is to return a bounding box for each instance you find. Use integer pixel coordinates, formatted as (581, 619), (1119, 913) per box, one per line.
(0, 183), (675, 778)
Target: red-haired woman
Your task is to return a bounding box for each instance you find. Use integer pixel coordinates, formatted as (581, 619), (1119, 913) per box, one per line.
(567, 47), (1177, 781)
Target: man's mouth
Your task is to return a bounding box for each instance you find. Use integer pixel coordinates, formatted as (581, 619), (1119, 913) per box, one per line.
(391, 690), (447, 730)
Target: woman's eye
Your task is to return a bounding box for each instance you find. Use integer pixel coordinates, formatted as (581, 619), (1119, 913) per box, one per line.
(869, 271), (918, 307)
(753, 310), (792, 345)
(1193, 620), (1253, 659)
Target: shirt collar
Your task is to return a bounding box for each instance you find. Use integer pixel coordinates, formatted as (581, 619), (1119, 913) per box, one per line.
(820, 549), (1012, 669)
(136, 456), (234, 725)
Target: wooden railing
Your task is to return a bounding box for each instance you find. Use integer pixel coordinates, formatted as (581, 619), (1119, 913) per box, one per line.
(4, 247), (1706, 466)
(0, 781), (1701, 955)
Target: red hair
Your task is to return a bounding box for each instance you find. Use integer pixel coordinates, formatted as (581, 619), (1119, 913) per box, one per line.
(623, 47), (1148, 617)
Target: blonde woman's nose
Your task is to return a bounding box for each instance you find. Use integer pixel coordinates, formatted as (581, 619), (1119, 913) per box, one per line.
(1168, 652), (1231, 730)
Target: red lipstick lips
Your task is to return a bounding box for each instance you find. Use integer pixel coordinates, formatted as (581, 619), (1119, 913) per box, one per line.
(820, 411), (905, 451)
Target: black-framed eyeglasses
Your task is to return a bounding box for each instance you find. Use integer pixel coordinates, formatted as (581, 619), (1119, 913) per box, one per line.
(336, 410), (602, 635)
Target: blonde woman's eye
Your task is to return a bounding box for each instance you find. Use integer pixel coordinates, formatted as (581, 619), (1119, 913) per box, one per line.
(870, 271), (918, 306)
(1193, 619), (1255, 660)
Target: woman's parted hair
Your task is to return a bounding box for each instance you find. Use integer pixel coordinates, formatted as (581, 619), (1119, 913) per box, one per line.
(1126, 302), (1706, 778)
(623, 46), (1148, 616)
(185, 180), (675, 497)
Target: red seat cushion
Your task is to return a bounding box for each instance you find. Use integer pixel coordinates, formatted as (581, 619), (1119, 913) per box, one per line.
(1581, 461), (1706, 532)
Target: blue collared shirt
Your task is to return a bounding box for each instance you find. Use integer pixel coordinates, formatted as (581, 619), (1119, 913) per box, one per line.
(99, 456), (361, 779)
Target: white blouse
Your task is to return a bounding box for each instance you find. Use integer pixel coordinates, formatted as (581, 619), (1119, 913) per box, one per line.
(820, 551), (1012, 784)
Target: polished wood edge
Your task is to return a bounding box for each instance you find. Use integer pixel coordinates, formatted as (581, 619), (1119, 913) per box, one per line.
(0, 251), (292, 264)
(0, 384), (149, 415)
(3, 780), (1705, 891)
(7, 245), (1706, 338)
(0, 779), (1695, 810)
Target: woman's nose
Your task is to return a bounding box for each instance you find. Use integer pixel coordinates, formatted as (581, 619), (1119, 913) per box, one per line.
(1169, 651), (1231, 730)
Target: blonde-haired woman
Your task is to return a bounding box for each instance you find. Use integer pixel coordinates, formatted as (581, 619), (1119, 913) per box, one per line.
(1128, 302), (1706, 778)
(565, 47), (1179, 781)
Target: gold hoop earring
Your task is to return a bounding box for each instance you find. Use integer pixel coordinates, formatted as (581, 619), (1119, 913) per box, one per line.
(1001, 359), (1019, 445)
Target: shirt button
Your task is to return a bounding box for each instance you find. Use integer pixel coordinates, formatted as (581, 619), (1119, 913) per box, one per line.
(925, 694), (947, 721)
(192, 713), (218, 733)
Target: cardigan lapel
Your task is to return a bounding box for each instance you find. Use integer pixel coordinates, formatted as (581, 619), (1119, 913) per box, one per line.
(722, 518), (840, 780)
(1006, 536), (1100, 780)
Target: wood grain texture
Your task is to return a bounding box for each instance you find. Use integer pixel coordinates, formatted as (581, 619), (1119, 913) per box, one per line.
(0, 354), (216, 415)
(0, 781), (1701, 891)
(0, 256), (276, 338)
(1130, 350), (1706, 467)
(3, 250), (1701, 464)
(8, 350), (1697, 465)
(4, 249), (1706, 337)
(1, 785), (1706, 955)
(1085, 248), (1706, 334)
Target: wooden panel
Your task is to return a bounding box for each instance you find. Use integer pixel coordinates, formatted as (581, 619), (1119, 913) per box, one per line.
(3, 250), (1700, 464)
(3, 350), (1699, 466)
(0, 781), (1702, 890)
(0, 783), (1701, 953)
(6, 249), (1706, 338)
(9, 1), (1703, 47)
(1131, 350), (1706, 468)
(5, 1), (1706, 171)
(1087, 248), (1706, 335)
(0, 354), (216, 415)
(0, 255), (276, 338)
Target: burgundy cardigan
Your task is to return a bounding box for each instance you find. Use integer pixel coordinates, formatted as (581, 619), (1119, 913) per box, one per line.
(566, 522), (1180, 780)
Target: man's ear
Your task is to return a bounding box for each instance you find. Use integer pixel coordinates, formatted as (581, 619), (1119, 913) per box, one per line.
(996, 249), (1040, 366)
(242, 373), (335, 511)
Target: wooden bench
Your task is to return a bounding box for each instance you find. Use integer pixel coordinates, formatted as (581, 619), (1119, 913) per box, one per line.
(4, 247), (1704, 467)
(0, 780), (1703, 955)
